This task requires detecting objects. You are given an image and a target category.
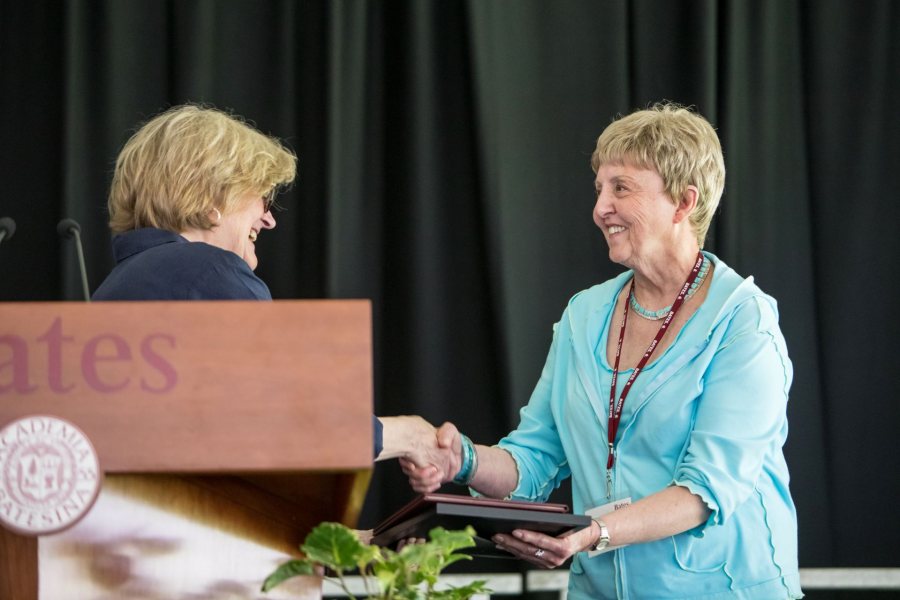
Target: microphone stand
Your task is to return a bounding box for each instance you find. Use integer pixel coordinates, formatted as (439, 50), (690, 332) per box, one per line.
(57, 218), (91, 302)
(71, 226), (91, 302)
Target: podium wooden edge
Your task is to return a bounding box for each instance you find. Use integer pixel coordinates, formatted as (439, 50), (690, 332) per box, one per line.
(0, 527), (37, 599)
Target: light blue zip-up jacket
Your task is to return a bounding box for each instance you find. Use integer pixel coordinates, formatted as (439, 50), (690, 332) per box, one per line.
(497, 253), (801, 599)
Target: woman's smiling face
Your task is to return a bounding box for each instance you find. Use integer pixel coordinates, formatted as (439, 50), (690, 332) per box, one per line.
(592, 162), (679, 269)
(210, 192), (276, 270)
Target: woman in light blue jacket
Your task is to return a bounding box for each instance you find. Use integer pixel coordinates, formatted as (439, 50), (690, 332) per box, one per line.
(405, 103), (801, 599)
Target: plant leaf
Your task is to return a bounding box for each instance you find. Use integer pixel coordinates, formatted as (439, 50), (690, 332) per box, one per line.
(300, 522), (367, 570)
(261, 559), (316, 592)
(426, 526), (478, 553)
(429, 581), (490, 599)
(373, 559), (402, 593)
(356, 541), (382, 569)
(439, 554), (473, 569)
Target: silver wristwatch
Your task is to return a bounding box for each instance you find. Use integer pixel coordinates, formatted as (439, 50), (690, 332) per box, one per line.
(589, 518), (610, 551)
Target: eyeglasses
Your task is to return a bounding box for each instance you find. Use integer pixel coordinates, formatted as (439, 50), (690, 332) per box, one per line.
(262, 186), (279, 213)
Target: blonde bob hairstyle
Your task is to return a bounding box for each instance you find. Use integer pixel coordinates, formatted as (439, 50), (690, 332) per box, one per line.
(108, 104), (297, 234)
(591, 102), (725, 247)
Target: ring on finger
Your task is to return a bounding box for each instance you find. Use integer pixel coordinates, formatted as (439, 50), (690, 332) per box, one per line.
(534, 548), (545, 558)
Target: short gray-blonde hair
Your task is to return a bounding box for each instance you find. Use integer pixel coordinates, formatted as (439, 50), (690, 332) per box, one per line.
(108, 104), (297, 234)
(591, 102), (725, 246)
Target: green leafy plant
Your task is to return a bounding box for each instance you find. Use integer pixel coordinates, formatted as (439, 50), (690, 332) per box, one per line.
(262, 522), (489, 599)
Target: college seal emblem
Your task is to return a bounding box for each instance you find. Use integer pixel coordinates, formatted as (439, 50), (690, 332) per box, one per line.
(0, 415), (102, 536)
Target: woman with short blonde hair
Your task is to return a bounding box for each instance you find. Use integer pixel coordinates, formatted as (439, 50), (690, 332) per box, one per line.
(405, 103), (801, 599)
(591, 102), (726, 247)
(94, 104), (296, 300)
(108, 104), (296, 234)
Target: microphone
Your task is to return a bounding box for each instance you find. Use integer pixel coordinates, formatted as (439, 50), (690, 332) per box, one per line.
(57, 218), (91, 302)
(0, 216), (15, 246)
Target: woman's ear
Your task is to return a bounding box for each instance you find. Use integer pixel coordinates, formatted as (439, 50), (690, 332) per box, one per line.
(673, 186), (698, 224)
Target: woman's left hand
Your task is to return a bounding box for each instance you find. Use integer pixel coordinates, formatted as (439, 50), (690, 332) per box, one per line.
(491, 525), (595, 568)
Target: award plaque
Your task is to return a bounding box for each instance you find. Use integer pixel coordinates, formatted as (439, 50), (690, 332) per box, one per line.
(372, 493), (590, 558)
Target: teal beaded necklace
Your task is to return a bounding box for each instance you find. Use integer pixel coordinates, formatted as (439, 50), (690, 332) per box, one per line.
(629, 255), (710, 320)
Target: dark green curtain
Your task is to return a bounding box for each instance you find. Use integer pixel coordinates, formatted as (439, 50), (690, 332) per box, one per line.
(2, 0), (898, 572)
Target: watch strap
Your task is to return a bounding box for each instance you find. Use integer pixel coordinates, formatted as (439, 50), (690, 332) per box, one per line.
(589, 518), (610, 551)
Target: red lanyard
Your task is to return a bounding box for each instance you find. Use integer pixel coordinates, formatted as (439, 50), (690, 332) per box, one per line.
(605, 251), (705, 498)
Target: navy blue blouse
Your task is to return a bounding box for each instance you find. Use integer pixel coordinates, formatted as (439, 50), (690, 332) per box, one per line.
(93, 228), (271, 300)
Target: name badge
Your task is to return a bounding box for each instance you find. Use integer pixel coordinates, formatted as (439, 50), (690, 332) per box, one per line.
(586, 497), (631, 557)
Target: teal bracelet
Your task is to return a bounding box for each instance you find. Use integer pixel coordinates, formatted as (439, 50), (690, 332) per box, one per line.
(452, 434), (478, 485)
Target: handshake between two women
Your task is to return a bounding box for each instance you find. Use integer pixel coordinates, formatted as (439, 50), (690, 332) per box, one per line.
(375, 415), (463, 492)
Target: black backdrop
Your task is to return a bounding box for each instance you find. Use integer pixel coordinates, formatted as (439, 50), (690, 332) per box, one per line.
(1, 0), (899, 573)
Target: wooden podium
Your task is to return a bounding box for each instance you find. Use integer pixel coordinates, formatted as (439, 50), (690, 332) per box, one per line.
(0, 301), (373, 599)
